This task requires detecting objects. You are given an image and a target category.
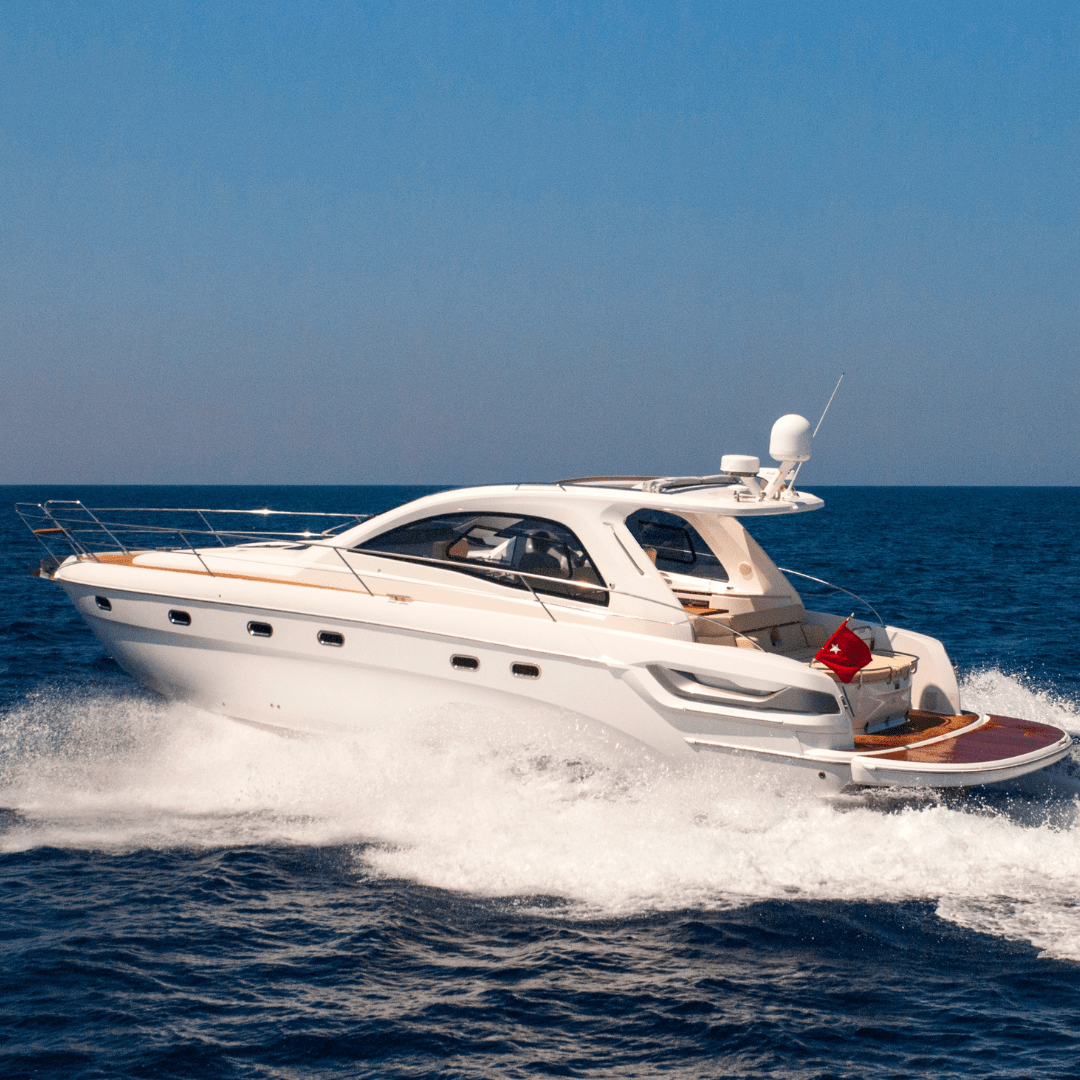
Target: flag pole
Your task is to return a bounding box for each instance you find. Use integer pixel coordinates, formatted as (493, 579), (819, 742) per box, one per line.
(839, 612), (857, 717)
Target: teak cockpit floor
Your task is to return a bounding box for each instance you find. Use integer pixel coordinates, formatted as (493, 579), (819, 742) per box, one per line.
(852, 710), (977, 752)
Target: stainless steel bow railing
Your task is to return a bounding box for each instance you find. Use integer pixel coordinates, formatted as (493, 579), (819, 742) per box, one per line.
(16, 500), (375, 586)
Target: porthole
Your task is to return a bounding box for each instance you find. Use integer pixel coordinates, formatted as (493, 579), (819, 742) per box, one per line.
(318, 631), (345, 647)
(247, 621), (273, 638)
(511, 662), (541, 679)
(168, 610), (191, 626)
(451, 654), (479, 671)
(95, 596), (112, 611)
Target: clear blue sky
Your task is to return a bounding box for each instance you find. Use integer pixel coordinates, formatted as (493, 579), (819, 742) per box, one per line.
(1, 1), (1077, 485)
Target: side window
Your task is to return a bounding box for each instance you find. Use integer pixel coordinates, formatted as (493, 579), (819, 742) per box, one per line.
(624, 509), (729, 582)
(354, 513), (608, 606)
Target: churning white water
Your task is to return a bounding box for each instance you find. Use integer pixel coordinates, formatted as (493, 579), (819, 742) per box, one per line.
(1, 670), (1078, 958)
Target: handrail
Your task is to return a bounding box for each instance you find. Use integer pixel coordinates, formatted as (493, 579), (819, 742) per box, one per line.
(777, 566), (885, 626)
(30, 502), (371, 520)
(69, 543), (684, 627)
(335, 550), (692, 625)
(343, 547), (617, 627)
(15, 503), (370, 549)
(16, 502), (691, 627)
(331, 547), (374, 596)
(197, 509), (229, 547)
(177, 530), (216, 578)
(14, 501), (374, 588)
(347, 548), (712, 625)
(291, 548), (686, 626)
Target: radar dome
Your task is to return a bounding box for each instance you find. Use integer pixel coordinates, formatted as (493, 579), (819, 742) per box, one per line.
(769, 414), (812, 463)
(720, 455), (760, 476)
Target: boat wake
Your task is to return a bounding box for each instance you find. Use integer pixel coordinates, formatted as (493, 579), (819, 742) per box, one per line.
(1, 669), (1078, 958)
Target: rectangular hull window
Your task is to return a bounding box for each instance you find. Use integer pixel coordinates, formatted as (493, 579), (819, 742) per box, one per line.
(247, 622), (273, 638)
(451, 655), (480, 671)
(168, 610), (191, 626)
(95, 596), (112, 611)
(317, 631), (345, 647)
(511, 662), (541, 679)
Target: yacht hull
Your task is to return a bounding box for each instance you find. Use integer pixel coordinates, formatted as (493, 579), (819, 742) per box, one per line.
(59, 573), (1071, 792)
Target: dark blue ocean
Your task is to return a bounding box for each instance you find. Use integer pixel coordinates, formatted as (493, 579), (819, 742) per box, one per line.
(2, 485), (1079, 1079)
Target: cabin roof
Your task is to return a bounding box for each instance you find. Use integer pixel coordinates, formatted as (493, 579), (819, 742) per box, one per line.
(383, 480), (825, 518)
(330, 480), (823, 551)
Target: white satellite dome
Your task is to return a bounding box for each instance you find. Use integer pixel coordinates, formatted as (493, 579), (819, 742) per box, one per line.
(769, 414), (813, 463)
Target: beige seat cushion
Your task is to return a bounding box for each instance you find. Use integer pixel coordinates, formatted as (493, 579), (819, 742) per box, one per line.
(811, 652), (915, 684)
(719, 604), (806, 633)
(690, 615), (737, 646)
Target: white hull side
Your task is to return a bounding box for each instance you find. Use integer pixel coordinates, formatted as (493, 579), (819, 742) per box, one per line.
(60, 576), (1071, 792)
(61, 577), (847, 761)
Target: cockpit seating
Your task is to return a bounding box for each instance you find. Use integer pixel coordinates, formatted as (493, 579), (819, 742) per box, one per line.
(687, 602), (916, 730)
(518, 533), (571, 579)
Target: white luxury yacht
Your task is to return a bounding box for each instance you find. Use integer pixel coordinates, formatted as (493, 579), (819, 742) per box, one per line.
(19, 415), (1071, 791)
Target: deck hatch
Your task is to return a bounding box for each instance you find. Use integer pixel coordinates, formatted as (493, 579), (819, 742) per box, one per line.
(94, 596), (112, 611)
(168, 610), (191, 626)
(247, 621), (273, 638)
(451, 654), (480, 671)
(318, 631), (345, 647)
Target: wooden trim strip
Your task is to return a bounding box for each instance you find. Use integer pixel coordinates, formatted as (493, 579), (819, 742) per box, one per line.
(80, 551), (369, 596)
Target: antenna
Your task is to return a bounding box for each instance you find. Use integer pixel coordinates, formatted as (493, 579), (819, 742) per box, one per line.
(813, 373), (844, 437)
(789, 373), (844, 488)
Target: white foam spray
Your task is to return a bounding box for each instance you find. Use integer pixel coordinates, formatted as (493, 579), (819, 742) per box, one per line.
(1, 670), (1079, 959)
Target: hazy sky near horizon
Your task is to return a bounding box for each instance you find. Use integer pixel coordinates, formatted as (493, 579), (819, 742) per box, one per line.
(1, 2), (1077, 485)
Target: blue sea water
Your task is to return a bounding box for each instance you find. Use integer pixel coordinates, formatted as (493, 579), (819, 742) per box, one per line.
(1, 485), (1079, 1079)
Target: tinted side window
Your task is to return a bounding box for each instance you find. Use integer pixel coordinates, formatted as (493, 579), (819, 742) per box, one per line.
(354, 512), (608, 606)
(625, 509), (729, 582)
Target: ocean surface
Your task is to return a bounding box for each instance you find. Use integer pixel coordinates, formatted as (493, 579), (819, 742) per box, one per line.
(1, 484), (1079, 1079)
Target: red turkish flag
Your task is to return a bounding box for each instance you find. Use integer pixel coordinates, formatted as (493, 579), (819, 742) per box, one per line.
(814, 621), (872, 683)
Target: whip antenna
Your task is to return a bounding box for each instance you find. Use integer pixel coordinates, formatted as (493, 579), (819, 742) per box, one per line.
(788, 373), (844, 488)
(813, 373), (844, 437)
